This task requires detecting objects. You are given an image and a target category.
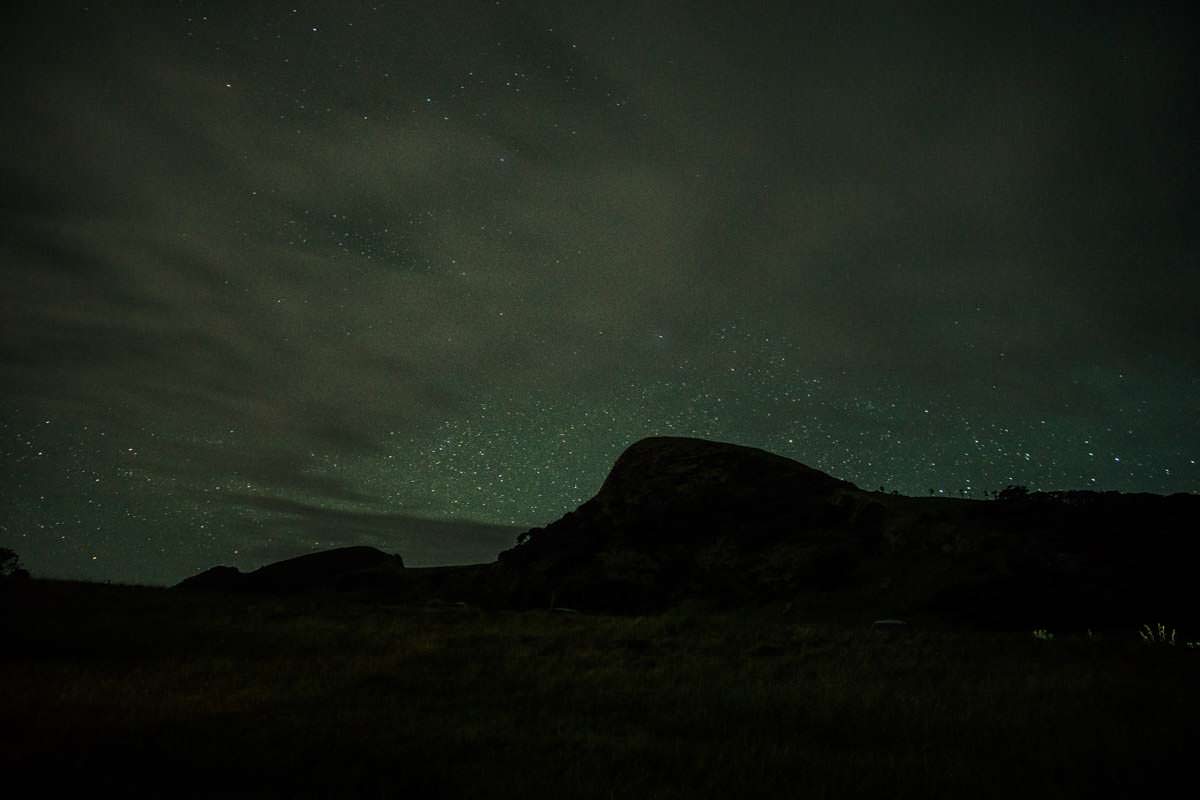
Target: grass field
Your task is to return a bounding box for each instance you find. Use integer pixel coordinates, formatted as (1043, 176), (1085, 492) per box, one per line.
(2, 579), (1196, 798)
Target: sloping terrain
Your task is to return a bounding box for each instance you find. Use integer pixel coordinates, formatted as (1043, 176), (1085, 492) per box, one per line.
(491, 437), (1200, 626)
(180, 437), (1200, 629)
(179, 545), (405, 592)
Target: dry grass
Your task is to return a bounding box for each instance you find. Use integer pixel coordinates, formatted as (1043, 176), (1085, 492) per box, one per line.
(2, 580), (1196, 798)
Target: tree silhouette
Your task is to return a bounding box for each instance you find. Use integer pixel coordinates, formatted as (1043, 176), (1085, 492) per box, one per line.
(996, 485), (1029, 502)
(0, 548), (29, 581)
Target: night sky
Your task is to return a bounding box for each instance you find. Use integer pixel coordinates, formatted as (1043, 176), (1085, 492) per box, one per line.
(3, 1), (1198, 585)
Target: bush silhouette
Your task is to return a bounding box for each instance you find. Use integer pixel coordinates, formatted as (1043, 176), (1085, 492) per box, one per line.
(996, 484), (1029, 502)
(0, 548), (30, 581)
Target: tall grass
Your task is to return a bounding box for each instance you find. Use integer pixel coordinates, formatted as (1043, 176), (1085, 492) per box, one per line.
(2, 580), (1196, 798)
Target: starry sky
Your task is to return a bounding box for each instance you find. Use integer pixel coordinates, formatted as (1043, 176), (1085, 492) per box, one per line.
(3, 1), (1198, 585)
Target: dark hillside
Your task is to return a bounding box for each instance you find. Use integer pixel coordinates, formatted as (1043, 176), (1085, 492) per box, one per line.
(493, 437), (1200, 627)
(179, 545), (405, 593)
(179, 437), (1200, 629)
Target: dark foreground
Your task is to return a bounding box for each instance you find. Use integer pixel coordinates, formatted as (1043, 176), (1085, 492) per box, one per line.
(2, 580), (1197, 798)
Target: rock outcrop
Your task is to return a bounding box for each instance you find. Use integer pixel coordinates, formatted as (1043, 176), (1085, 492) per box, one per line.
(178, 546), (404, 592)
(496, 437), (878, 612)
(179, 437), (1200, 629)
(494, 436), (1200, 626)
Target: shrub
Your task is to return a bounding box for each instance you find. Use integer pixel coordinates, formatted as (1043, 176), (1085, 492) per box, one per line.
(0, 548), (30, 581)
(997, 485), (1030, 502)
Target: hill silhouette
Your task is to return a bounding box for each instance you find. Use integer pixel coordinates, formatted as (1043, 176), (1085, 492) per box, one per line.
(179, 545), (404, 592)
(180, 437), (1200, 629)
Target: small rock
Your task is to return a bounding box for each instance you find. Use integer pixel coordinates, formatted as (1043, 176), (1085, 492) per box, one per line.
(872, 619), (910, 629)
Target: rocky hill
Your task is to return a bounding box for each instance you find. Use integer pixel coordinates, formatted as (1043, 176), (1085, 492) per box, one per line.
(180, 437), (1200, 629)
(491, 437), (1200, 626)
(179, 546), (405, 592)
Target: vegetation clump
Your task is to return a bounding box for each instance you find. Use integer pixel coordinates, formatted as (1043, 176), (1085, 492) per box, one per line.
(0, 548), (29, 582)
